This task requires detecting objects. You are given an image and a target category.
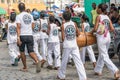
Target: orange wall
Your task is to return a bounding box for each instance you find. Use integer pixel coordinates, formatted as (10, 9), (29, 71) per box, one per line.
(0, 3), (46, 13)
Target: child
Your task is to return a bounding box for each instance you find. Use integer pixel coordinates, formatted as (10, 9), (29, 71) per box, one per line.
(32, 11), (45, 63)
(57, 11), (87, 80)
(6, 12), (20, 66)
(47, 15), (61, 70)
(81, 14), (96, 68)
(39, 11), (48, 67)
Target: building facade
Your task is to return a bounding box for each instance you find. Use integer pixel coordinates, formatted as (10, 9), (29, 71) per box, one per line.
(0, 0), (46, 15)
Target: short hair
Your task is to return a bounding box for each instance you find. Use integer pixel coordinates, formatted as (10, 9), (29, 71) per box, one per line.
(49, 15), (55, 23)
(98, 3), (107, 13)
(18, 2), (25, 12)
(63, 11), (71, 21)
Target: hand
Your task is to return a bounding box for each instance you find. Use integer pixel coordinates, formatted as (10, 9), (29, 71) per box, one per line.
(17, 38), (22, 46)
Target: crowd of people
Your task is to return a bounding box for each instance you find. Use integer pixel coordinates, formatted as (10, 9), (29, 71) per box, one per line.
(0, 2), (120, 80)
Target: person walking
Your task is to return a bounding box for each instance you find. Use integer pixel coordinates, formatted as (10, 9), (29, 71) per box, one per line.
(81, 14), (96, 68)
(57, 11), (87, 80)
(6, 12), (20, 66)
(91, 3), (120, 80)
(16, 3), (41, 73)
(47, 15), (61, 70)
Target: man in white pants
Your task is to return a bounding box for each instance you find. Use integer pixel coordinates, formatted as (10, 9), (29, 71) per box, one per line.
(47, 15), (61, 70)
(57, 11), (87, 80)
(81, 46), (96, 67)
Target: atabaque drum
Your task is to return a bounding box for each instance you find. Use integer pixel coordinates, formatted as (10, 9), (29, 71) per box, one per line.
(77, 32), (97, 47)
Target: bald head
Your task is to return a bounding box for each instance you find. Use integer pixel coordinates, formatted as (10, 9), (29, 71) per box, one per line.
(18, 2), (25, 12)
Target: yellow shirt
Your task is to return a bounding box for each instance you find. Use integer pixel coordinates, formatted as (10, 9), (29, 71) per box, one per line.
(91, 9), (98, 25)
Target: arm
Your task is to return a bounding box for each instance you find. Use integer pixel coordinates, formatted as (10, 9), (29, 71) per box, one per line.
(74, 22), (80, 37)
(109, 20), (115, 32)
(47, 23), (51, 35)
(61, 24), (65, 42)
(81, 23), (85, 32)
(32, 22), (35, 30)
(16, 23), (21, 39)
(91, 16), (100, 33)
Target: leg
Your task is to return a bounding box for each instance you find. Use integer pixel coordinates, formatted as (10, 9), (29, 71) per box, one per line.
(72, 47), (87, 80)
(27, 36), (41, 73)
(81, 47), (86, 64)
(86, 46), (96, 67)
(54, 43), (61, 68)
(40, 39), (47, 60)
(47, 43), (54, 66)
(94, 38), (105, 75)
(8, 44), (18, 64)
(58, 48), (70, 79)
(34, 37), (43, 61)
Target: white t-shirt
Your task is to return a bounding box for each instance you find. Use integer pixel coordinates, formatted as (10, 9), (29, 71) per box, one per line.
(97, 14), (110, 36)
(39, 18), (48, 39)
(33, 20), (40, 36)
(7, 21), (17, 44)
(63, 21), (77, 48)
(16, 12), (34, 36)
(83, 22), (90, 32)
(48, 23), (59, 43)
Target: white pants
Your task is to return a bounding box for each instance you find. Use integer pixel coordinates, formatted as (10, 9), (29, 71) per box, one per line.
(94, 33), (119, 75)
(47, 42), (61, 67)
(8, 43), (20, 64)
(33, 35), (43, 61)
(40, 39), (48, 60)
(58, 47), (87, 80)
(81, 46), (96, 64)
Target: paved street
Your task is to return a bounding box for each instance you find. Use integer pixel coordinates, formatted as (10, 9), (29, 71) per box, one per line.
(0, 41), (120, 80)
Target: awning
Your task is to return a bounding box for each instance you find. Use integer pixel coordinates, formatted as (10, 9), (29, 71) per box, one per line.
(0, 7), (7, 15)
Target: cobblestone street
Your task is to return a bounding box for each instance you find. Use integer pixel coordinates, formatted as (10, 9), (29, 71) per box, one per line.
(0, 41), (120, 80)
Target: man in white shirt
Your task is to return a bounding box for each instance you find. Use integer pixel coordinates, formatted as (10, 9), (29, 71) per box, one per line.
(16, 3), (41, 73)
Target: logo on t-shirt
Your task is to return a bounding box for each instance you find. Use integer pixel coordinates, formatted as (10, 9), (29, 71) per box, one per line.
(103, 19), (110, 27)
(53, 29), (58, 36)
(85, 25), (90, 32)
(97, 19), (110, 35)
(33, 22), (39, 33)
(23, 14), (32, 25)
(65, 25), (76, 40)
(9, 26), (16, 36)
(42, 23), (48, 31)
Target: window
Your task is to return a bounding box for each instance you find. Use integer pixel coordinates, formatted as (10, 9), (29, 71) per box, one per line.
(1, 0), (4, 3)
(13, 0), (16, 3)
(7, 0), (10, 3)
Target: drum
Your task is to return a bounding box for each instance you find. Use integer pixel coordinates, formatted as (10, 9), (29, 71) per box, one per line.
(77, 32), (97, 47)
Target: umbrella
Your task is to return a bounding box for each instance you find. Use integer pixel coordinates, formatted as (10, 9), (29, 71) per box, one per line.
(0, 7), (7, 15)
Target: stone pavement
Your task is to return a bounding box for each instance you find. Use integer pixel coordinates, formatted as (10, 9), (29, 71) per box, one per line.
(0, 41), (120, 80)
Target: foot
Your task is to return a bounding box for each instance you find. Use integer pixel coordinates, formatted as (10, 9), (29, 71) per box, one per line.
(36, 61), (41, 73)
(114, 71), (120, 80)
(41, 59), (46, 68)
(47, 65), (53, 70)
(54, 67), (59, 70)
(94, 72), (102, 76)
(56, 76), (65, 80)
(20, 68), (28, 72)
(93, 62), (96, 68)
